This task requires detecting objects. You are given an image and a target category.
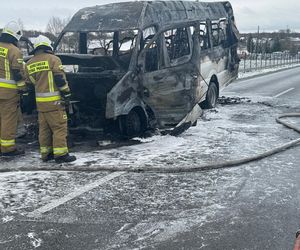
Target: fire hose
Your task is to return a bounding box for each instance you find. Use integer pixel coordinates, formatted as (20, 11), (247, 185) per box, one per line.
(0, 113), (299, 173)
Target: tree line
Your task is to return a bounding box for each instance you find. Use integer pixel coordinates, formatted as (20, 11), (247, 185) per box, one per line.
(243, 30), (300, 55)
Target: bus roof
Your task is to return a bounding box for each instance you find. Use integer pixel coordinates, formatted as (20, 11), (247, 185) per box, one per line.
(63, 1), (233, 32)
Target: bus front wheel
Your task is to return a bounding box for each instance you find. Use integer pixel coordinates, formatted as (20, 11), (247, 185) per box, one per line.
(200, 81), (218, 109)
(118, 109), (144, 138)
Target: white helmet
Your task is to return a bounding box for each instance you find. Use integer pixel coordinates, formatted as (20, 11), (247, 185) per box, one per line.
(33, 35), (53, 51)
(2, 21), (23, 41)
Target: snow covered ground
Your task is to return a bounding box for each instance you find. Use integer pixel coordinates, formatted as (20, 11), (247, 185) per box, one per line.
(0, 87), (299, 213)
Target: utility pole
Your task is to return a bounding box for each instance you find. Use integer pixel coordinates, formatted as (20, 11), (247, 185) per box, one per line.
(256, 25), (260, 53)
(255, 25), (260, 70)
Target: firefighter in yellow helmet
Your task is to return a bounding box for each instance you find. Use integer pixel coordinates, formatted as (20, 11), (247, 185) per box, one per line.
(25, 35), (76, 163)
(0, 21), (26, 157)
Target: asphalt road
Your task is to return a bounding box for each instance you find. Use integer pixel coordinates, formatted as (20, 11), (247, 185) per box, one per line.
(227, 67), (300, 98)
(0, 67), (300, 250)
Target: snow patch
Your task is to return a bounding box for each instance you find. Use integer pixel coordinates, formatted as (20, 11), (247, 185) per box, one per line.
(2, 215), (14, 223)
(27, 232), (42, 248)
(80, 11), (95, 20)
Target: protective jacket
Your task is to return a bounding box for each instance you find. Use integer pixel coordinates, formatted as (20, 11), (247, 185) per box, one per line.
(0, 41), (26, 99)
(25, 50), (70, 112)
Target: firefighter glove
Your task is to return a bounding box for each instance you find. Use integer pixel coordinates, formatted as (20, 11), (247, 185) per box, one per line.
(61, 91), (71, 106)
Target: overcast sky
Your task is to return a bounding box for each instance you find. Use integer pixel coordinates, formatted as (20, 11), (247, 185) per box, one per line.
(1, 0), (300, 33)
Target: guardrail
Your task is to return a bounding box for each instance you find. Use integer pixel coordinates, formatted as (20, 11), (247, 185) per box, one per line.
(239, 53), (300, 73)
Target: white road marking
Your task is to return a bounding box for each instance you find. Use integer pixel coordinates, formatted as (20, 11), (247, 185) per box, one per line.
(273, 88), (295, 98)
(117, 223), (133, 233)
(27, 171), (125, 218)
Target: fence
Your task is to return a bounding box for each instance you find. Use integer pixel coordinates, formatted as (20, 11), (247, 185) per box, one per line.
(239, 53), (300, 73)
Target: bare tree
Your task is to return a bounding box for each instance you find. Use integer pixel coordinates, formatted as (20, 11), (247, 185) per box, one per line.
(46, 16), (69, 37)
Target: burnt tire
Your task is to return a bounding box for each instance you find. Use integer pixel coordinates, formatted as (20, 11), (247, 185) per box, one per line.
(200, 81), (218, 109)
(119, 109), (144, 138)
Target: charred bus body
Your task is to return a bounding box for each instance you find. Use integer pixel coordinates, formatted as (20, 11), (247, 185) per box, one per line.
(51, 1), (239, 137)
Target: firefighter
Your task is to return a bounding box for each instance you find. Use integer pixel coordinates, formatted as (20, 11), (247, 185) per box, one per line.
(0, 21), (26, 156)
(25, 35), (76, 163)
(294, 230), (300, 250)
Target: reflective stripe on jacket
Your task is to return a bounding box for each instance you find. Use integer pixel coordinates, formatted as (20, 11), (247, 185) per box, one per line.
(25, 51), (70, 112)
(36, 91), (61, 102)
(0, 42), (25, 99)
(0, 78), (17, 89)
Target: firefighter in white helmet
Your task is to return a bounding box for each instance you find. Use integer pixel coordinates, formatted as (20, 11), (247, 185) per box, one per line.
(25, 35), (76, 163)
(0, 21), (26, 157)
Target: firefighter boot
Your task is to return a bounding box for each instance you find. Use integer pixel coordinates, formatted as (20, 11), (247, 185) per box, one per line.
(55, 153), (76, 164)
(2, 148), (25, 157)
(42, 153), (54, 162)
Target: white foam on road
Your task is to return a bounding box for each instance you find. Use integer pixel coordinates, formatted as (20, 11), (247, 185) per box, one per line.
(27, 171), (125, 218)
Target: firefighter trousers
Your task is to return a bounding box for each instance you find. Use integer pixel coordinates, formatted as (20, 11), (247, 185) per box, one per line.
(0, 97), (19, 153)
(38, 109), (69, 160)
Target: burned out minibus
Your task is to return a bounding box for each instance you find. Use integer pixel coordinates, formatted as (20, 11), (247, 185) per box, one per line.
(48, 1), (239, 137)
